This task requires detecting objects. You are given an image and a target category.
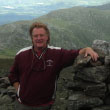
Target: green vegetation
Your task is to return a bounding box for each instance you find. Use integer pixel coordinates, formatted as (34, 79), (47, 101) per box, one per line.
(0, 49), (16, 58)
(0, 58), (14, 77)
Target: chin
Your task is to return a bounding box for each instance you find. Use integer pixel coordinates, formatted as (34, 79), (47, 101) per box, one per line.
(36, 45), (46, 49)
(34, 43), (47, 49)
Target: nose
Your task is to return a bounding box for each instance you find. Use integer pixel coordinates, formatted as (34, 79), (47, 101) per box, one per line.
(37, 35), (41, 39)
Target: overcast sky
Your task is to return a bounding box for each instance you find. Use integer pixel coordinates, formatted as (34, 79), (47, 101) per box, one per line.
(0, 0), (110, 15)
(0, 0), (110, 7)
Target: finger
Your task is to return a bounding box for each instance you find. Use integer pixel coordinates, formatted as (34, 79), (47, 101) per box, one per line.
(84, 52), (88, 57)
(91, 54), (95, 61)
(95, 53), (99, 61)
(92, 53), (99, 61)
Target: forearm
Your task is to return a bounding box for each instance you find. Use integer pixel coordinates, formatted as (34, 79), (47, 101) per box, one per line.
(13, 82), (20, 91)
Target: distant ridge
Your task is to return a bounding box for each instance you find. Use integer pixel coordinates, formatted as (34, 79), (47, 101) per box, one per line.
(88, 3), (110, 10)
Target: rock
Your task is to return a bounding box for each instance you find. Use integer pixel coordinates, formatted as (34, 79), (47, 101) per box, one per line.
(66, 80), (84, 91)
(0, 94), (13, 105)
(73, 55), (91, 71)
(106, 75), (110, 83)
(68, 93), (103, 110)
(104, 93), (110, 105)
(84, 83), (106, 98)
(7, 86), (16, 96)
(67, 40), (110, 110)
(66, 80), (106, 98)
(0, 77), (10, 85)
(0, 77), (16, 107)
(11, 94), (16, 100)
(0, 77), (10, 88)
(108, 84), (110, 92)
(105, 56), (110, 66)
(75, 66), (110, 83)
(90, 60), (103, 66)
(0, 88), (7, 95)
(90, 56), (104, 66)
(92, 106), (110, 110)
(0, 83), (7, 88)
(92, 40), (110, 55)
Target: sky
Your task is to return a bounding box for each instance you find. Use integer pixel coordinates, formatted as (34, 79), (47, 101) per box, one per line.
(0, 0), (110, 6)
(0, 0), (110, 14)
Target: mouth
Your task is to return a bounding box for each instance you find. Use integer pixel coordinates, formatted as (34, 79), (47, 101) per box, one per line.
(36, 40), (43, 43)
(35, 41), (43, 44)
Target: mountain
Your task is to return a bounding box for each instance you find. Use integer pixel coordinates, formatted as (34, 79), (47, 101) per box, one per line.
(0, 13), (37, 25)
(0, 6), (110, 57)
(0, 1), (78, 25)
(88, 3), (110, 10)
(35, 7), (110, 47)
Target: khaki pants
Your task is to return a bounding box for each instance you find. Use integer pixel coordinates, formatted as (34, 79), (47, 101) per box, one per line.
(15, 100), (52, 110)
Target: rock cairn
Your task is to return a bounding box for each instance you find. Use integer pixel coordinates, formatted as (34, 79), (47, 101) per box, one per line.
(0, 77), (16, 109)
(67, 40), (110, 110)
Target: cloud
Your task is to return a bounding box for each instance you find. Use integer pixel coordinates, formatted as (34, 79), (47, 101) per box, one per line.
(35, 2), (44, 5)
(2, 6), (15, 9)
(52, 0), (110, 6)
(78, 1), (89, 5)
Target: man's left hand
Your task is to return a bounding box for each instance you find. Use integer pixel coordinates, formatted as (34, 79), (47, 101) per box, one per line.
(79, 47), (99, 61)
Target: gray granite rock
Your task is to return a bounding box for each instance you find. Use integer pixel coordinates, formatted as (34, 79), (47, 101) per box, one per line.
(0, 88), (7, 95)
(92, 40), (110, 55)
(92, 106), (110, 110)
(106, 75), (110, 83)
(68, 93), (103, 110)
(104, 93), (110, 105)
(0, 94), (13, 105)
(67, 40), (110, 110)
(108, 84), (110, 92)
(75, 66), (110, 83)
(7, 86), (16, 97)
(66, 80), (106, 98)
(0, 83), (7, 88)
(0, 77), (10, 85)
(84, 83), (106, 98)
(74, 55), (91, 67)
(105, 56), (110, 66)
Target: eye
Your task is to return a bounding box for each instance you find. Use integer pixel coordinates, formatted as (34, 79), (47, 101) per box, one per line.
(40, 34), (44, 37)
(32, 35), (37, 38)
(32, 34), (46, 38)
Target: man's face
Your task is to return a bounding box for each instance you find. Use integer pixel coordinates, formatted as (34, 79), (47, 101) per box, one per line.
(32, 28), (49, 50)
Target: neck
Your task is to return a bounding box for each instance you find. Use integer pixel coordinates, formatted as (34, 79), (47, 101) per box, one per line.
(33, 46), (47, 53)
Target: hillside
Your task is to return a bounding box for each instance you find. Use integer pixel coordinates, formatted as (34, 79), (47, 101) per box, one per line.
(0, 6), (110, 57)
(89, 3), (110, 10)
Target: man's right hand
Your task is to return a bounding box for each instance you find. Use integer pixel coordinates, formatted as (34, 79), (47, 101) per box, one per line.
(13, 82), (20, 92)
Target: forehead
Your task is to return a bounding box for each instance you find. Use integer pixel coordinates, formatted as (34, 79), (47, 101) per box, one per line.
(32, 28), (46, 34)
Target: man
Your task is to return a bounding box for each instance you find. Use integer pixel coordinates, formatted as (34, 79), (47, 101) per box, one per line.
(8, 22), (99, 110)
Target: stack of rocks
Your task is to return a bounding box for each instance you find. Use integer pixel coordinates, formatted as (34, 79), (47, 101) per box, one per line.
(0, 77), (16, 109)
(67, 40), (110, 110)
